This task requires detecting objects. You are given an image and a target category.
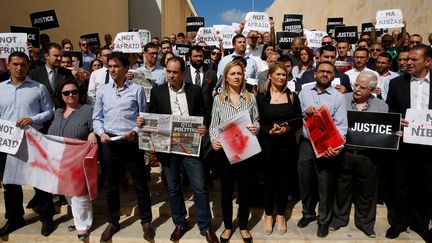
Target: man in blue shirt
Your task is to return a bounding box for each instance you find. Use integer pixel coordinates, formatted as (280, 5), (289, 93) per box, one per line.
(93, 52), (154, 242)
(0, 52), (55, 237)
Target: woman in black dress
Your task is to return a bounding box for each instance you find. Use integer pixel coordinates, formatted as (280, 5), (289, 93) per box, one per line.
(256, 62), (302, 235)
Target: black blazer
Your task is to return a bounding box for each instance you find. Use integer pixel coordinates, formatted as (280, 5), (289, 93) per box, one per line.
(386, 72), (432, 117)
(29, 66), (74, 108)
(298, 68), (353, 93)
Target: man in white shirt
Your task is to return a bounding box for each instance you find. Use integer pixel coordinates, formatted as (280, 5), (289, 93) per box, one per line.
(345, 47), (379, 89)
(375, 52), (399, 100)
(87, 47), (112, 106)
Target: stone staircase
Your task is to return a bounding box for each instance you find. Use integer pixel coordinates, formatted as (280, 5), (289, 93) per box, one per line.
(0, 169), (425, 243)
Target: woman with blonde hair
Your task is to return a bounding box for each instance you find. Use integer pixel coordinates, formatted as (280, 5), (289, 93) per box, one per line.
(257, 62), (302, 235)
(209, 60), (259, 243)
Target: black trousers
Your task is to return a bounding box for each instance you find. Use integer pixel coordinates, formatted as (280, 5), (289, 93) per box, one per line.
(297, 139), (340, 226)
(0, 152), (54, 222)
(385, 144), (432, 231)
(332, 151), (377, 232)
(217, 150), (251, 230)
(101, 139), (152, 224)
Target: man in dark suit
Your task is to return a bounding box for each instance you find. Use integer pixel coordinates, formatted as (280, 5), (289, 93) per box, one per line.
(298, 45), (352, 93)
(385, 44), (432, 242)
(146, 57), (218, 243)
(29, 43), (74, 109)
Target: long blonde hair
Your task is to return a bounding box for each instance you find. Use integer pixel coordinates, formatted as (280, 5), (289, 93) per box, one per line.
(219, 60), (252, 104)
(264, 62), (288, 94)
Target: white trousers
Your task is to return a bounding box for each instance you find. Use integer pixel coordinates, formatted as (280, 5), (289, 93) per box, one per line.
(66, 195), (93, 231)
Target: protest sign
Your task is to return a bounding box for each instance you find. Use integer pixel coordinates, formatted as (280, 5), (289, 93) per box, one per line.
(0, 33), (29, 59)
(0, 119), (24, 154)
(283, 14), (303, 23)
(215, 110), (261, 164)
(195, 27), (219, 47)
(30, 9), (59, 30)
(282, 21), (303, 36)
(403, 109), (432, 146)
(138, 29), (151, 45)
(176, 43), (191, 55)
(276, 32), (299, 49)
(375, 9), (404, 29)
(80, 33), (100, 46)
(186, 17), (205, 32)
(304, 29), (327, 48)
(214, 25), (235, 49)
(347, 111), (400, 149)
(327, 17), (344, 26)
(334, 26), (358, 44)
(10, 26), (40, 48)
(113, 32), (142, 53)
(244, 12), (270, 33)
(304, 105), (345, 158)
(171, 116), (203, 157)
(361, 23), (385, 36)
(326, 24), (344, 36)
(335, 61), (353, 73)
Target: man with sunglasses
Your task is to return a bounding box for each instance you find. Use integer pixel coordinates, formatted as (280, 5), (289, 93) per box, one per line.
(408, 34), (423, 48)
(79, 38), (96, 72)
(366, 43), (384, 71)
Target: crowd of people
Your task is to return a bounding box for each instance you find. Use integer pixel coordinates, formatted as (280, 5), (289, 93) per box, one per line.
(0, 14), (432, 243)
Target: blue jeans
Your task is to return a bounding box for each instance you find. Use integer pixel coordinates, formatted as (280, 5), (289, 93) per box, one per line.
(163, 155), (212, 231)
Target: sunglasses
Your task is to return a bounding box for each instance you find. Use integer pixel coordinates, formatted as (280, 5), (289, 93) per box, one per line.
(371, 49), (383, 52)
(249, 36), (259, 40)
(322, 41), (332, 45)
(147, 52), (158, 56)
(62, 90), (79, 96)
(211, 52), (221, 55)
(81, 43), (88, 46)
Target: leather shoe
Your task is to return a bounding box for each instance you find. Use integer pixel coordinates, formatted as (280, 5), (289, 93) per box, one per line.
(240, 230), (253, 243)
(170, 225), (188, 241)
(219, 229), (232, 243)
(200, 229), (218, 243)
(100, 223), (120, 242)
(317, 224), (329, 238)
(0, 218), (25, 236)
(297, 216), (316, 228)
(142, 223), (156, 242)
(41, 219), (56, 237)
(385, 226), (406, 239)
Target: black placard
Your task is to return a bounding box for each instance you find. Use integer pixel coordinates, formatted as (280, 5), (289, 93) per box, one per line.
(327, 24), (344, 35)
(176, 43), (191, 55)
(80, 33), (100, 46)
(346, 111), (400, 150)
(10, 26), (40, 48)
(361, 22), (384, 36)
(283, 14), (303, 23)
(30, 9), (59, 30)
(276, 32), (299, 50)
(334, 26), (358, 44)
(282, 21), (303, 36)
(186, 17), (205, 32)
(327, 17), (343, 26)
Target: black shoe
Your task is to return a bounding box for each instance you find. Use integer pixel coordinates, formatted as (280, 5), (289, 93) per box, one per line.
(0, 218), (25, 236)
(240, 230), (253, 243)
(297, 216), (316, 228)
(77, 231), (90, 241)
(26, 195), (37, 209)
(41, 219), (56, 237)
(385, 226), (406, 239)
(100, 223), (120, 242)
(317, 224), (329, 238)
(219, 229), (233, 243)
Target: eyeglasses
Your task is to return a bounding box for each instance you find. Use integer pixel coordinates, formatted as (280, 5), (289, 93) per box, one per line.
(62, 90), (79, 96)
(147, 52), (158, 56)
(371, 49), (383, 52)
(322, 41), (332, 45)
(317, 70), (333, 75)
(211, 52), (221, 55)
(81, 43), (88, 46)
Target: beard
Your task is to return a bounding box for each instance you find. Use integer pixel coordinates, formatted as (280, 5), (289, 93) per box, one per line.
(191, 60), (203, 69)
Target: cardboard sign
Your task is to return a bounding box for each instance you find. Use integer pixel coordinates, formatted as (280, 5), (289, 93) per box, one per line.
(327, 17), (344, 26)
(80, 33), (100, 46)
(113, 32), (142, 53)
(276, 32), (299, 49)
(186, 17), (205, 32)
(244, 12), (270, 33)
(195, 27), (219, 47)
(403, 109), (432, 146)
(361, 22), (385, 37)
(0, 119), (24, 154)
(214, 25), (235, 49)
(176, 43), (191, 55)
(334, 26), (358, 44)
(283, 14), (303, 23)
(326, 24), (344, 35)
(0, 33), (29, 59)
(10, 26), (40, 48)
(375, 9), (404, 29)
(346, 111), (400, 150)
(282, 21), (303, 36)
(304, 29), (327, 48)
(138, 29), (151, 45)
(30, 9), (59, 30)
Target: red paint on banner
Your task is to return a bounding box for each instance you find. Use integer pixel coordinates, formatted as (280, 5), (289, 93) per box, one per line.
(28, 160), (60, 177)
(26, 133), (48, 160)
(224, 124), (249, 155)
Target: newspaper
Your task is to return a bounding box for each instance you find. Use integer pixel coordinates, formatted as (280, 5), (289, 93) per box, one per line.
(138, 113), (172, 153)
(171, 116), (203, 157)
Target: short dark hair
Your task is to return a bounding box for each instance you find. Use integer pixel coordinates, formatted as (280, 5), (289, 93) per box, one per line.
(107, 52), (130, 68)
(378, 52), (392, 63)
(160, 40), (171, 47)
(144, 42), (159, 52)
(177, 32), (185, 38)
(8, 51), (30, 63)
(337, 38), (349, 45)
(232, 34), (246, 45)
(319, 45), (336, 55)
(46, 42), (63, 54)
(57, 80), (86, 108)
(61, 38), (73, 48)
(277, 54), (293, 66)
(354, 47), (369, 55)
(166, 56), (186, 72)
(411, 44), (432, 59)
(316, 61), (335, 72)
(188, 45), (204, 56)
(398, 46), (411, 55)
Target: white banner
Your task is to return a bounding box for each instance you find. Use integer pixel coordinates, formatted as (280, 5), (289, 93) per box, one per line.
(403, 108), (432, 146)
(138, 29), (152, 45)
(215, 25), (235, 49)
(304, 29), (327, 48)
(196, 27), (219, 47)
(244, 12), (270, 33)
(0, 119), (24, 154)
(0, 33), (29, 59)
(375, 9), (404, 29)
(113, 32), (142, 53)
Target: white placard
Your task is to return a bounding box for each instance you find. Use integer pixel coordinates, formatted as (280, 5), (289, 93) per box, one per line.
(375, 9), (404, 29)
(244, 12), (270, 33)
(304, 29), (327, 48)
(196, 27), (219, 47)
(113, 32), (142, 53)
(138, 29), (152, 45)
(403, 109), (432, 146)
(0, 33), (29, 59)
(0, 119), (24, 154)
(216, 25), (235, 49)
